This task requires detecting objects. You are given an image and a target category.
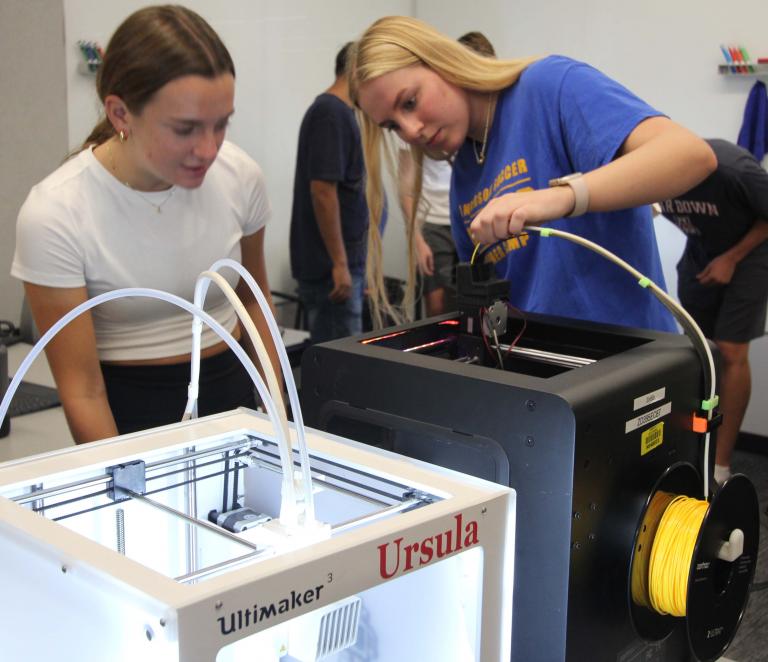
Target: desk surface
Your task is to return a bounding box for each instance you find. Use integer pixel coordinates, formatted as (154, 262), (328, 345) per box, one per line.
(282, 327), (310, 349)
(0, 329), (312, 465)
(1, 343), (73, 463)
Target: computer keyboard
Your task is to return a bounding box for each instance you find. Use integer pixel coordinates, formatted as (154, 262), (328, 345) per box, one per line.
(7, 380), (61, 418)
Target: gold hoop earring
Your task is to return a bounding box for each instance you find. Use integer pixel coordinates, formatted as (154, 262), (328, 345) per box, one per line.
(118, 130), (126, 144)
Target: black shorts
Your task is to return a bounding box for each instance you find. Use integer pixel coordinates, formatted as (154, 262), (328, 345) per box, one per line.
(676, 247), (768, 343)
(101, 348), (258, 435)
(421, 222), (458, 295)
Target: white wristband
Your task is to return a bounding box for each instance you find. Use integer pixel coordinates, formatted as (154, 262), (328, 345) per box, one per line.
(549, 173), (589, 217)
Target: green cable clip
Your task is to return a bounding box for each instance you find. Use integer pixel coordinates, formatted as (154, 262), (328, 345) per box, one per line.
(638, 277), (651, 288)
(701, 395), (719, 411)
(539, 228), (552, 237)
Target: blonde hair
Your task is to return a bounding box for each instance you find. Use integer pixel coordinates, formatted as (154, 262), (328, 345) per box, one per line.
(349, 16), (537, 327)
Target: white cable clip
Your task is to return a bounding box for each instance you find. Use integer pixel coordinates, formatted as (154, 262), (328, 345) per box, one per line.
(716, 528), (744, 562)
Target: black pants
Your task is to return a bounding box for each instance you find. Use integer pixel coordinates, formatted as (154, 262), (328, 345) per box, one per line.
(101, 349), (257, 435)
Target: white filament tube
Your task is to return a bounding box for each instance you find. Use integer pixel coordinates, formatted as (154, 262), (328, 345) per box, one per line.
(190, 270), (297, 523)
(202, 258), (316, 526)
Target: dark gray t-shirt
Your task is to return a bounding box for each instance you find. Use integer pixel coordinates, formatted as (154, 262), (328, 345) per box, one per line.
(660, 139), (768, 265)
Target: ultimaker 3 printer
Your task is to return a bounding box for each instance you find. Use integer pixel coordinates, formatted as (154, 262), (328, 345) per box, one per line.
(300, 262), (760, 662)
(0, 409), (515, 662)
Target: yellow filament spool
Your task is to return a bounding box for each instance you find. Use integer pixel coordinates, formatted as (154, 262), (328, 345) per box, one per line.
(648, 496), (708, 616)
(631, 490), (675, 609)
(631, 474), (758, 661)
(631, 493), (708, 616)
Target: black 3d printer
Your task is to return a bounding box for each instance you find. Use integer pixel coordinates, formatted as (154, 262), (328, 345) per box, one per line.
(301, 233), (761, 662)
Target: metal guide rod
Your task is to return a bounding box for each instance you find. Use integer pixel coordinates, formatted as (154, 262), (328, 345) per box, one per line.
(12, 436), (257, 506)
(148, 436), (253, 472)
(498, 344), (596, 368)
(331, 498), (423, 534)
(15, 449), (404, 515)
(14, 475), (112, 506)
(174, 550), (266, 584)
(184, 446), (199, 578)
(124, 489), (262, 552)
(396, 331), (594, 368)
(248, 453), (404, 506)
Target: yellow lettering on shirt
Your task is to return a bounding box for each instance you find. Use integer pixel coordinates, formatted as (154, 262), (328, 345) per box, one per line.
(458, 158), (531, 219)
(458, 158), (536, 265)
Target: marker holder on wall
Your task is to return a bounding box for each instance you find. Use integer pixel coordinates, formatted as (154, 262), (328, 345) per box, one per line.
(76, 40), (103, 75)
(718, 63), (768, 77)
(718, 44), (768, 77)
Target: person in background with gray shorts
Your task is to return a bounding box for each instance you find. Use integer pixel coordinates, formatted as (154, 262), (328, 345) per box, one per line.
(660, 139), (768, 484)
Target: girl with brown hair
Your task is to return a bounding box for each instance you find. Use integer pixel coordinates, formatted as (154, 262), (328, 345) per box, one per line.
(12, 5), (278, 442)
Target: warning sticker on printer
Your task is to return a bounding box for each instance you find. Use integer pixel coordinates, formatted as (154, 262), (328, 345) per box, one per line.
(640, 422), (664, 456)
(625, 402), (671, 434)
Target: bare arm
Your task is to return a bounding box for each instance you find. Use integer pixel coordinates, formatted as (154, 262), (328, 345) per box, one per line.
(235, 229), (282, 392)
(698, 219), (768, 285)
(470, 117), (717, 243)
(398, 149), (434, 275)
(310, 179), (352, 302)
(585, 117), (717, 210)
(24, 282), (118, 443)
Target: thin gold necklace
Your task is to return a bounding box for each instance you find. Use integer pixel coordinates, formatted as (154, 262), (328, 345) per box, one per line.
(108, 140), (175, 214)
(472, 93), (496, 165)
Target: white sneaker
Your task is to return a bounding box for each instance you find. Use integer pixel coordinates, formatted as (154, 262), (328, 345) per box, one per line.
(713, 464), (731, 485)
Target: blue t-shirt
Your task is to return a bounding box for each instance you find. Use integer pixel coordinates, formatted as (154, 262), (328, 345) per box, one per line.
(290, 93), (368, 281)
(451, 56), (676, 332)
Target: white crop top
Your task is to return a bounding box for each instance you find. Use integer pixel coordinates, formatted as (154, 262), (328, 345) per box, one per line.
(12, 141), (271, 361)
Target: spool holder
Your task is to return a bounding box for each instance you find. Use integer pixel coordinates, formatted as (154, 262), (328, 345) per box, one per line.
(630, 462), (701, 643)
(628, 468), (759, 661)
(686, 474), (759, 662)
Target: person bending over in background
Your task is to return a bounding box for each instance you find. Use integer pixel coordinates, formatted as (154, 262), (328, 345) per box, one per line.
(289, 43), (369, 343)
(348, 16), (716, 331)
(660, 139), (768, 484)
(397, 31), (496, 317)
(12, 5), (279, 442)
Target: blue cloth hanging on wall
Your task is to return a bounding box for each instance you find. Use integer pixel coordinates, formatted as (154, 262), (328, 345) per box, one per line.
(737, 80), (768, 161)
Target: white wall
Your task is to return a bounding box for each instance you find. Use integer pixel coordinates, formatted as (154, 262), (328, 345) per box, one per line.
(0, 0), (68, 324)
(417, 0), (767, 136)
